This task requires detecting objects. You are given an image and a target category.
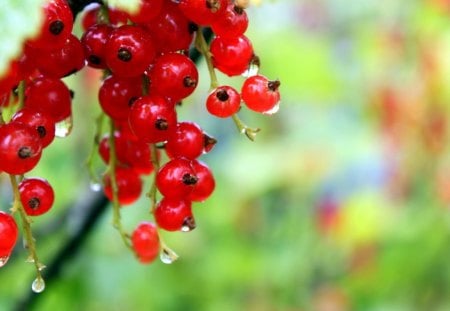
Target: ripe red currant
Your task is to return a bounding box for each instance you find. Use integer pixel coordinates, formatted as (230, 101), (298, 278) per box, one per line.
(165, 121), (204, 160)
(0, 211), (19, 258)
(132, 222), (160, 263)
(103, 168), (143, 205)
(12, 107), (56, 148)
(241, 75), (281, 114)
(0, 122), (42, 175)
(189, 160), (215, 202)
(154, 197), (195, 232)
(211, 4), (249, 39)
(156, 157), (197, 199)
(206, 85), (241, 118)
(81, 24), (114, 69)
(210, 35), (254, 76)
(18, 178), (55, 216)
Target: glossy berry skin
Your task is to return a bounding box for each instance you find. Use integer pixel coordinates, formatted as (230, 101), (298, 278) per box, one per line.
(154, 197), (194, 232)
(18, 178), (55, 216)
(0, 122), (42, 175)
(81, 24), (114, 69)
(148, 53), (198, 102)
(25, 77), (72, 122)
(105, 25), (156, 78)
(99, 131), (156, 175)
(103, 168), (143, 205)
(0, 61), (20, 96)
(0, 212), (19, 258)
(145, 1), (194, 54)
(27, 0), (73, 49)
(156, 157), (197, 199)
(98, 75), (142, 121)
(12, 107), (56, 148)
(189, 160), (215, 202)
(178, 0), (227, 26)
(211, 4), (249, 39)
(165, 122), (204, 159)
(29, 34), (85, 78)
(206, 85), (241, 118)
(128, 95), (177, 143)
(129, 0), (164, 24)
(210, 35), (254, 76)
(241, 75), (281, 114)
(132, 222), (160, 263)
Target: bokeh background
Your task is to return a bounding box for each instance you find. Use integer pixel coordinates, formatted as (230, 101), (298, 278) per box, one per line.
(1, 0), (450, 310)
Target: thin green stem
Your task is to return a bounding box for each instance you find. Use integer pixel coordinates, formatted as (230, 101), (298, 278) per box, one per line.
(108, 119), (132, 250)
(17, 80), (26, 110)
(9, 175), (44, 282)
(231, 114), (260, 141)
(147, 144), (160, 213)
(195, 28), (219, 89)
(85, 112), (105, 185)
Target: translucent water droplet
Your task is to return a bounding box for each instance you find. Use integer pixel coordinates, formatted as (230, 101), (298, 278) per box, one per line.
(0, 255), (10, 267)
(89, 181), (102, 192)
(242, 55), (260, 78)
(262, 102), (280, 115)
(26, 256), (35, 263)
(160, 247), (179, 264)
(31, 277), (45, 293)
(55, 115), (73, 138)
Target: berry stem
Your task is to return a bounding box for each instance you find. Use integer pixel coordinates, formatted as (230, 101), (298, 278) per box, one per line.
(85, 112), (105, 185)
(147, 143), (160, 213)
(231, 114), (260, 141)
(17, 80), (26, 110)
(195, 28), (219, 89)
(108, 119), (132, 251)
(9, 174), (45, 286)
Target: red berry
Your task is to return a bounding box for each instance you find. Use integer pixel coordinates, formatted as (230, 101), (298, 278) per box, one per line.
(12, 107), (56, 148)
(210, 35), (254, 76)
(81, 24), (114, 69)
(128, 95), (177, 143)
(148, 53), (198, 101)
(241, 75), (281, 114)
(211, 4), (248, 39)
(18, 178), (55, 216)
(206, 85), (241, 118)
(27, 0), (73, 49)
(132, 222), (160, 263)
(103, 168), (143, 205)
(145, 1), (194, 54)
(178, 0), (227, 26)
(0, 212), (18, 258)
(105, 25), (156, 78)
(165, 122), (204, 159)
(25, 77), (72, 122)
(154, 197), (194, 231)
(189, 160), (215, 202)
(0, 122), (42, 175)
(129, 0), (164, 24)
(156, 157), (197, 198)
(98, 75), (142, 121)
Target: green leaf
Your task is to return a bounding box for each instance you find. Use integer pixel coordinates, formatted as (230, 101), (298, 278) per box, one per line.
(0, 0), (46, 77)
(107, 0), (140, 14)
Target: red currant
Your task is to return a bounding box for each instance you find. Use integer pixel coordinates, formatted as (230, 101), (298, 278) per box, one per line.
(12, 107), (56, 148)
(189, 160), (215, 202)
(131, 221), (160, 263)
(241, 75), (281, 114)
(178, 0), (227, 26)
(103, 168), (143, 205)
(18, 178), (55, 216)
(0, 211), (18, 258)
(206, 85), (241, 118)
(211, 4), (249, 39)
(154, 197), (194, 232)
(210, 35), (254, 76)
(156, 157), (197, 199)
(81, 24), (114, 69)
(165, 121), (204, 160)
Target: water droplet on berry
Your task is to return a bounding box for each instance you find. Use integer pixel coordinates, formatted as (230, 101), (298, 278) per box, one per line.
(89, 181), (102, 192)
(242, 55), (260, 78)
(262, 102), (280, 115)
(0, 255), (10, 267)
(181, 216), (196, 232)
(160, 246), (179, 264)
(55, 115), (73, 138)
(31, 277), (45, 293)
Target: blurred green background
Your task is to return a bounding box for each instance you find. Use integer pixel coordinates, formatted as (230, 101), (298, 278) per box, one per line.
(1, 0), (450, 310)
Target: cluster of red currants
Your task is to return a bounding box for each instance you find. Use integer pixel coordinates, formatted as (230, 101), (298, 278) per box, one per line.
(0, 0), (281, 282)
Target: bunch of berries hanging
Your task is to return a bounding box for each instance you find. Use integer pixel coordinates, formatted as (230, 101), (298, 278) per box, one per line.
(0, 0), (281, 292)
